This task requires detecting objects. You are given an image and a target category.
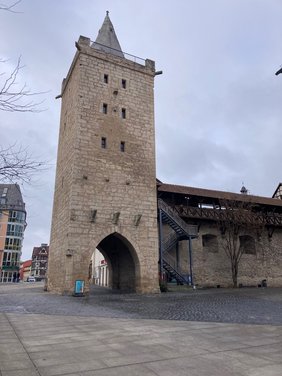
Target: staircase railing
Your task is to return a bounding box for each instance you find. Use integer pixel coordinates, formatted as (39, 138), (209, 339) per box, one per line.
(158, 199), (198, 237)
(163, 252), (189, 284)
(162, 232), (179, 252)
(163, 251), (187, 276)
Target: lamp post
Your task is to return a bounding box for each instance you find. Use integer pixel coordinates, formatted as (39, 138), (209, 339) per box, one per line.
(275, 67), (282, 76)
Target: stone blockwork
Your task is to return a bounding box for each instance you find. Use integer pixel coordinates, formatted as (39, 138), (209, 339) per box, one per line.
(173, 223), (282, 288)
(48, 36), (159, 295)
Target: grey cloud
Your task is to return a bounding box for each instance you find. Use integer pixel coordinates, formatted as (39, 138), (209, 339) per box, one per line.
(1, 0), (282, 259)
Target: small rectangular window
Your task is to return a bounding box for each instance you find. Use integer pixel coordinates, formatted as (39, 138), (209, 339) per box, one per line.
(101, 137), (107, 149)
(121, 79), (126, 89)
(121, 108), (126, 119)
(104, 74), (108, 84)
(102, 103), (108, 114)
(120, 141), (125, 152)
(2, 187), (8, 197)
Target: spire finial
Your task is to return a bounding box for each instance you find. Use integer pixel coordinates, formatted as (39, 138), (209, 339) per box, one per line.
(92, 11), (124, 58)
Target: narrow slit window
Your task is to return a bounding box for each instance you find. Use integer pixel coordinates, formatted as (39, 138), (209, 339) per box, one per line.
(104, 74), (108, 84)
(102, 103), (108, 114)
(121, 108), (126, 119)
(120, 141), (125, 152)
(101, 137), (107, 149)
(121, 79), (126, 89)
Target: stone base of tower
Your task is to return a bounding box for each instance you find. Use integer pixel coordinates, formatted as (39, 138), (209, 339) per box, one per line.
(47, 232), (161, 295)
(46, 275), (160, 296)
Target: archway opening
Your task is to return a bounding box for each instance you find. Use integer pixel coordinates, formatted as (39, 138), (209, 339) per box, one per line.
(90, 232), (139, 293)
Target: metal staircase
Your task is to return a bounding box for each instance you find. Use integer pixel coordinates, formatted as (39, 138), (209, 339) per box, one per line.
(158, 199), (198, 285)
(158, 199), (198, 238)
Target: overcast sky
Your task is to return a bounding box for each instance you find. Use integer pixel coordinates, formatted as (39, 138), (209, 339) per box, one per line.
(1, 0), (282, 260)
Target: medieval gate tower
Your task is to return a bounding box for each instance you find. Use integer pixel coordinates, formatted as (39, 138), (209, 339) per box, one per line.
(47, 13), (160, 294)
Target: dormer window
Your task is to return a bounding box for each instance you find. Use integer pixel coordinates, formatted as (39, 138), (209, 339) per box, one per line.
(2, 187), (8, 197)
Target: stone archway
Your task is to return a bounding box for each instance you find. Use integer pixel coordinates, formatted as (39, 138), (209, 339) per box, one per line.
(95, 232), (140, 292)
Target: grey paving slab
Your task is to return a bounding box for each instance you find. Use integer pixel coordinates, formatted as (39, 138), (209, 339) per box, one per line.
(0, 359), (36, 371)
(248, 364), (282, 376)
(1, 370), (40, 376)
(81, 364), (159, 376)
(1, 285), (282, 376)
(38, 359), (107, 376)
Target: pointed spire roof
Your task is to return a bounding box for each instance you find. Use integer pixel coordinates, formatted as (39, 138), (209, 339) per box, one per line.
(92, 11), (124, 58)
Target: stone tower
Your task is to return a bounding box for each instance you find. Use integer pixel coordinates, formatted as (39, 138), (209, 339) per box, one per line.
(47, 13), (159, 294)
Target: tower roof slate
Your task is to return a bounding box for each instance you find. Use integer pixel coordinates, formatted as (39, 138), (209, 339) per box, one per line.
(92, 11), (124, 58)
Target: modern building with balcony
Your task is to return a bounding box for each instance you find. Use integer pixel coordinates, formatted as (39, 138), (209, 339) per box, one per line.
(0, 184), (26, 282)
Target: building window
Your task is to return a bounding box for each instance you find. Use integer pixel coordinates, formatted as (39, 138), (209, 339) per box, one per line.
(7, 224), (23, 237)
(104, 74), (108, 84)
(5, 237), (22, 251)
(121, 79), (126, 89)
(8, 210), (25, 223)
(239, 235), (256, 255)
(121, 108), (126, 119)
(202, 234), (218, 253)
(102, 103), (108, 114)
(2, 187), (8, 197)
(120, 141), (125, 152)
(101, 137), (107, 149)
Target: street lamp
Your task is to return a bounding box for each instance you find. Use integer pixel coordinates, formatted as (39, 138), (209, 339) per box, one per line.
(275, 67), (282, 76)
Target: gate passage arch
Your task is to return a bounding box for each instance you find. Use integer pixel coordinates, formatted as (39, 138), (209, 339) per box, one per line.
(94, 232), (141, 292)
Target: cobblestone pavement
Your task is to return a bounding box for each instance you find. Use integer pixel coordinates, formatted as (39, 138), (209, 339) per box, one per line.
(1, 283), (282, 325)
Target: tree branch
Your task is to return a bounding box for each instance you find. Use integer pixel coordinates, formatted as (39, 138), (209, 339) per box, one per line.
(0, 144), (47, 184)
(0, 0), (22, 13)
(0, 56), (46, 112)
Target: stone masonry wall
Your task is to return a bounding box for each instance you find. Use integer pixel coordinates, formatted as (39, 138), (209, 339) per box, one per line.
(48, 37), (159, 294)
(175, 223), (282, 287)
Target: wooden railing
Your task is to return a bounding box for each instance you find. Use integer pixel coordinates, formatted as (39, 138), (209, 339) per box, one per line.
(173, 205), (282, 227)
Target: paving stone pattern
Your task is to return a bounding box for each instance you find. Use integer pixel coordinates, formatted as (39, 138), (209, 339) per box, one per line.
(1, 284), (282, 376)
(1, 283), (282, 325)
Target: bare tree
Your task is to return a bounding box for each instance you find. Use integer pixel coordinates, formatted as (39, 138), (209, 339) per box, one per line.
(0, 144), (45, 184)
(0, 1), (45, 113)
(218, 199), (262, 288)
(0, 0), (47, 183)
(0, 56), (45, 112)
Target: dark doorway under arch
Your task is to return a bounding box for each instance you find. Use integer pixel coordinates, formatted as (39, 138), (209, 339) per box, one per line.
(97, 233), (139, 292)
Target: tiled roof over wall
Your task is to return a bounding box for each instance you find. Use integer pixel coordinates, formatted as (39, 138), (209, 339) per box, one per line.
(158, 183), (282, 209)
